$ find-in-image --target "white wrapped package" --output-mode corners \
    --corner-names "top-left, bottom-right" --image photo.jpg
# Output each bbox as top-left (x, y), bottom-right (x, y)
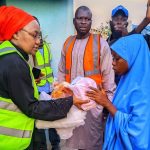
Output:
top-left (36, 92), bottom-right (86, 139)
top-left (51, 77), bottom-right (98, 110)
top-left (36, 77), bottom-right (98, 139)
top-left (70, 77), bottom-right (97, 111)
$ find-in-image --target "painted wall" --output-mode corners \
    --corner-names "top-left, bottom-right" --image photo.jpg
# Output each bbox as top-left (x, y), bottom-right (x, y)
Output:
top-left (6, 0), bottom-right (74, 77)
top-left (74, 0), bottom-right (148, 30)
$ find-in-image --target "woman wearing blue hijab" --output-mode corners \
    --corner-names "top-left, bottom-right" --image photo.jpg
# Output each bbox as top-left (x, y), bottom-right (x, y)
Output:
top-left (86, 34), bottom-right (150, 150)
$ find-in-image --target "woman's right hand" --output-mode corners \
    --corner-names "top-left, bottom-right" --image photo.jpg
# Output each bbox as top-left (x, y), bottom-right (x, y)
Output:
top-left (73, 95), bottom-right (89, 110)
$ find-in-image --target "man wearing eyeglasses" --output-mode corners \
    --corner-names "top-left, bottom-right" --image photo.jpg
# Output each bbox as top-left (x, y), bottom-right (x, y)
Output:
top-left (0, 6), bottom-right (88, 150)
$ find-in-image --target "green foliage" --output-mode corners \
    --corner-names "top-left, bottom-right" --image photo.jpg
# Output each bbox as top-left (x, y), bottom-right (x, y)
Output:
top-left (91, 22), bottom-right (111, 39)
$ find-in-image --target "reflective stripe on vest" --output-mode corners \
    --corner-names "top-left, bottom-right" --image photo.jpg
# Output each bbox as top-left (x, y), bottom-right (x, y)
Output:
top-left (84, 34), bottom-right (101, 76)
top-left (0, 42), bottom-right (39, 99)
top-left (36, 63), bottom-right (50, 69)
top-left (35, 41), bottom-right (54, 86)
top-left (93, 33), bottom-right (99, 69)
top-left (0, 41), bottom-right (38, 149)
top-left (0, 47), bottom-right (16, 53)
top-left (0, 96), bottom-right (33, 140)
top-left (0, 101), bottom-right (21, 113)
top-left (64, 36), bottom-right (76, 78)
top-left (0, 126), bottom-right (31, 138)
top-left (64, 36), bottom-right (76, 53)
top-left (85, 69), bottom-right (100, 76)
top-left (64, 34), bottom-right (102, 84)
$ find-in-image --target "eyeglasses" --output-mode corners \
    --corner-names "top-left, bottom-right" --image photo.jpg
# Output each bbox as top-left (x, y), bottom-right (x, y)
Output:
top-left (21, 29), bottom-right (41, 40)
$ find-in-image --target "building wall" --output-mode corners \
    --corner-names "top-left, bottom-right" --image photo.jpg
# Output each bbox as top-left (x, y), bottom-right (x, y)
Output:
top-left (6, 0), bottom-right (74, 77)
top-left (74, 0), bottom-right (147, 30)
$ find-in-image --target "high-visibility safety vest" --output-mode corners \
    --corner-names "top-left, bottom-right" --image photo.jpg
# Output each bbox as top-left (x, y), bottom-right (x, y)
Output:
top-left (63, 34), bottom-right (102, 84)
top-left (35, 41), bottom-right (54, 86)
top-left (0, 41), bottom-right (39, 150)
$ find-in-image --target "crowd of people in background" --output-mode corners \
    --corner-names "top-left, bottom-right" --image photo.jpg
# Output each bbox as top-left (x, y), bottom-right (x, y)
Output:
top-left (0, 0), bottom-right (150, 150)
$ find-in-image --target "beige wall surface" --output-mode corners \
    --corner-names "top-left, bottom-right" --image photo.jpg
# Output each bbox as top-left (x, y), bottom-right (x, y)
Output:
top-left (74, 0), bottom-right (148, 30)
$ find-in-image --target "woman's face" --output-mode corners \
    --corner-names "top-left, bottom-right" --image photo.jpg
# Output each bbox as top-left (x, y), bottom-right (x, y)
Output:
top-left (111, 50), bottom-right (128, 75)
